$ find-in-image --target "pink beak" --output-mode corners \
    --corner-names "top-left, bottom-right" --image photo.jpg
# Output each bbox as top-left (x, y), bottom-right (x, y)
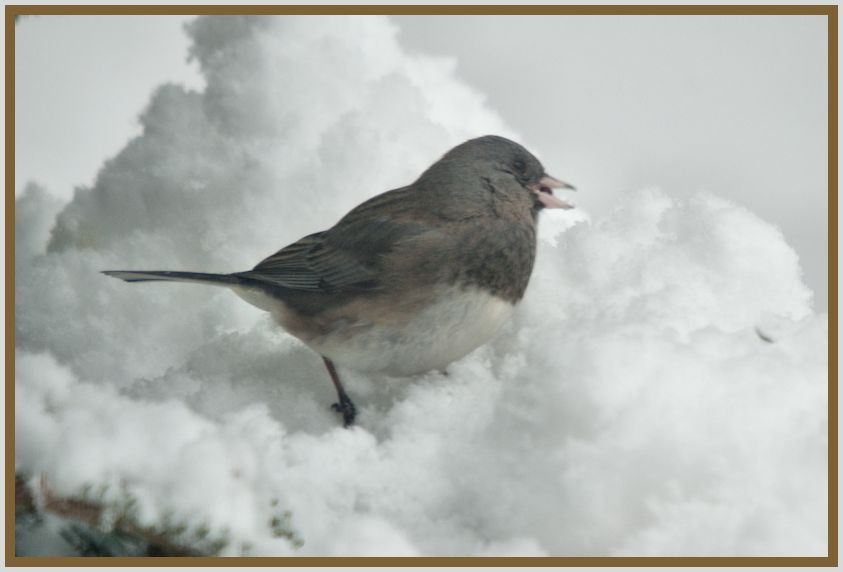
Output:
top-left (532, 174), bottom-right (576, 209)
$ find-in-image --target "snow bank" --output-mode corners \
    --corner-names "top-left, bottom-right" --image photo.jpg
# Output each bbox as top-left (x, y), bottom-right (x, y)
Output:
top-left (14, 16), bottom-right (826, 556)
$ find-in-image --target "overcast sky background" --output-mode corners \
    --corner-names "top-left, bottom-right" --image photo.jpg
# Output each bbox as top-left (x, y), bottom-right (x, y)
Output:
top-left (15, 14), bottom-right (828, 310)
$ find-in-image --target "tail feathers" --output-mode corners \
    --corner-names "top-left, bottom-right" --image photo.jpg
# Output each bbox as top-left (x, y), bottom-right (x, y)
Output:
top-left (102, 270), bottom-right (243, 287)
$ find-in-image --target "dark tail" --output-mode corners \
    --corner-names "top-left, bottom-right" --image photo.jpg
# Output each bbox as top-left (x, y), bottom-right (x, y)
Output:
top-left (102, 270), bottom-right (244, 287)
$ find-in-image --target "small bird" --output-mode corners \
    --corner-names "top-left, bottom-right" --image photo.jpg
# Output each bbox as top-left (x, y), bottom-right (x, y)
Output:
top-left (104, 135), bottom-right (574, 426)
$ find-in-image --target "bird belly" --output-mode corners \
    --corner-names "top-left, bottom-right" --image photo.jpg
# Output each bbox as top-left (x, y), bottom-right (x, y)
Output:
top-left (313, 287), bottom-right (515, 376)
top-left (237, 285), bottom-right (515, 376)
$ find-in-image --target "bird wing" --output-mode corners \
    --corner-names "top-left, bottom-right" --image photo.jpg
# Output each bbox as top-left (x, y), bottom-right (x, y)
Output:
top-left (239, 231), bottom-right (364, 291)
top-left (238, 197), bottom-right (431, 292)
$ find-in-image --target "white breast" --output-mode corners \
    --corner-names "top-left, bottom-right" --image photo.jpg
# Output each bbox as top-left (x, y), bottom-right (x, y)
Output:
top-left (235, 285), bottom-right (515, 376)
top-left (320, 287), bottom-right (515, 376)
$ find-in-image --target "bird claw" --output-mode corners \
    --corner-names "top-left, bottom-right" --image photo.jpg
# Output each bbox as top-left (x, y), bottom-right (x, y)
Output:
top-left (331, 394), bottom-right (357, 427)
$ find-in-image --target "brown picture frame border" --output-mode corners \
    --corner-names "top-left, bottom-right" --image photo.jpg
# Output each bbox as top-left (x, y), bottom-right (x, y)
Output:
top-left (6, 4), bottom-right (837, 567)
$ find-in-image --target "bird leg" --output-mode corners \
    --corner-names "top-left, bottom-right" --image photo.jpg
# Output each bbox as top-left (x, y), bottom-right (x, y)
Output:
top-left (323, 357), bottom-right (357, 427)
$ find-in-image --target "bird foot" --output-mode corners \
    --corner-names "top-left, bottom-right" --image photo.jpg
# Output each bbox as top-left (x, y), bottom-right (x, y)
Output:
top-left (331, 393), bottom-right (357, 427)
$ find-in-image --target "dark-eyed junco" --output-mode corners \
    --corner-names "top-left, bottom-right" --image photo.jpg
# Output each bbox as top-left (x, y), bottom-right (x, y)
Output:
top-left (104, 135), bottom-right (574, 426)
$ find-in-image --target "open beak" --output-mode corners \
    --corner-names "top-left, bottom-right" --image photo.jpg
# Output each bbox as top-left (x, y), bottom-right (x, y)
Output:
top-left (532, 174), bottom-right (576, 209)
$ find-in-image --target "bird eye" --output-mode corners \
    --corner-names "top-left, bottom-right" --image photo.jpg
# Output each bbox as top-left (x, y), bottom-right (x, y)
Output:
top-left (513, 159), bottom-right (527, 173)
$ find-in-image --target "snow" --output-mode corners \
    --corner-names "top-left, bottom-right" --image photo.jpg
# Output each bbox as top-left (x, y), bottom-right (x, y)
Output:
top-left (14, 15), bottom-right (826, 556)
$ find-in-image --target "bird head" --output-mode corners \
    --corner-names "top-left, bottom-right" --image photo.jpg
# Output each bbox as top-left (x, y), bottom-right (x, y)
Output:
top-left (435, 135), bottom-right (575, 210)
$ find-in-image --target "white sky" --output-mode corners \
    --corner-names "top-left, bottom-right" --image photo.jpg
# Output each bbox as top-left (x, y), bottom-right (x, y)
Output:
top-left (14, 14), bottom-right (829, 310)
top-left (14, 16), bottom-right (203, 194)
